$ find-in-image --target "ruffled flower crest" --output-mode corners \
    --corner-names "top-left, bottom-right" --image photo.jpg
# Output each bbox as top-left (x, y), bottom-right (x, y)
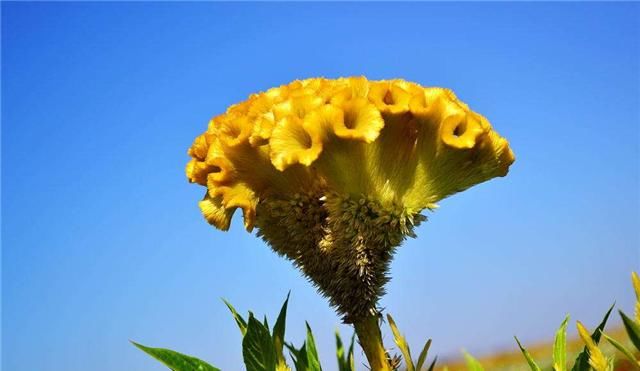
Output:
top-left (186, 77), bottom-right (514, 320)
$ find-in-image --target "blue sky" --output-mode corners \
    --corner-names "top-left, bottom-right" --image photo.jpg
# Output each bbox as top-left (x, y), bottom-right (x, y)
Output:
top-left (2, 2), bottom-right (638, 370)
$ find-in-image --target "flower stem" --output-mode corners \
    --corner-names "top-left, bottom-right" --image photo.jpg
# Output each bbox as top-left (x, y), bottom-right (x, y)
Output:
top-left (354, 314), bottom-right (391, 371)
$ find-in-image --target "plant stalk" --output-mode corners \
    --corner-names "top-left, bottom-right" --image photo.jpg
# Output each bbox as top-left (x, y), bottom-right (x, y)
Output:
top-left (354, 314), bottom-right (391, 371)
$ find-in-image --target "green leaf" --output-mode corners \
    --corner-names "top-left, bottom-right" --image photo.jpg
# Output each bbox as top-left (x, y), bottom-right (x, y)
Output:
top-left (243, 314), bottom-right (277, 371)
top-left (286, 342), bottom-right (309, 371)
top-left (514, 336), bottom-right (542, 371)
top-left (346, 333), bottom-right (355, 371)
top-left (603, 333), bottom-right (640, 370)
top-left (462, 351), bottom-right (484, 371)
top-left (222, 298), bottom-right (248, 336)
top-left (335, 330), bottom-right (347, 371)
top-left (273, 293), bottom-right (290, 367)
top-left (387, 314), bottom-right (414, 371)
top-left (620, 310), bottom-right (640, 352)
top-left (553, 315), bottom-right (570, 371)
top-left (427, 356), bottom-right (438, 371)
top-left (131, 341), bottom-right (220, 371)
top-left (305, 322), bottom-right (322, 371)
top-left (571, 303), bottom-right (614, 371)
top-left (264, 315), bottom-right (270, 332)
top-left (415, 339), bottom-right (432, 371)
top-left (335, 330), bottom-right (355, 371)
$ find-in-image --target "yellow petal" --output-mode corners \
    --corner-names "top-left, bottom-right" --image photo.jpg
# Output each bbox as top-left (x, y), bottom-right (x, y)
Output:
top-left (215, 115), bottom-right (252, 147)
top-left (330, 76), bottom-right (370, 106)
top-left (441, 111), bottom-right (487, 149)
top-left (210, 184), bottom-right (257, 231)
top-left (368, 81), bottom-right (412, 114)
top-left (333, 98), bottom-right (384, 143)
top-left (249, 113), bottom-right (276, 146)
top-left (186, 159), bottom-right (215, 185)
top-left (409, 87), bottom-right (454, 121)
top-left (204, 157), bottom-right (235, 187)
top-left (199, 194), bottom-right (235, 231)
top-left (272, 95), bottom-right (324, 121)
top-left (188, 133), bottom-right (210, 160)
top-left (270, 115), bottom-right (324, 171)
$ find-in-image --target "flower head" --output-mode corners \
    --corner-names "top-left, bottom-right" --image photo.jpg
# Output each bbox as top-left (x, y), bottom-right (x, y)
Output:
top-left (187, 77), bottom-right (514, 321)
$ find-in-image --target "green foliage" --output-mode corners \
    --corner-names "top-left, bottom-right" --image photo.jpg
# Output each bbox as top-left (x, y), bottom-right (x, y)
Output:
top-left (514, 336), bottom-right (542, 371)
top-left (131, 341), bottom-right (220, 371)
top-left (286, 341), bottom-right (308, 371)
top-left (553, 315), bottom-right (570, 371)
top-left (595, 273), bottom-right (640, 370)
top-left (335, 330), bottom-right (355, 371)
top-left (386, 314), bottom-right (435, 371)
top-left (387, 314), bottom-right (414, 371)
top-left (273, 293), bottom-right (290, 368)
top-left (415, 339), bottom-right (432, 371)
top-left (284, 324), bottom-right (323, 371)
top-left (132, 271), bottom-right (640, 371)
top-left (571, 303), bottom-right (614, 371)
top-left (223, 298), bottom-right (248, 336)
top-left (243, 313), bottom-right (277, 371)
top-left (620, 310), bottom-right (640, 352)
top-left (603, 333), bottom-right (639, 369)
top-left (304, 323), bottom-right (322, 371)
top-left (512, 305), bottom-right (618, 371)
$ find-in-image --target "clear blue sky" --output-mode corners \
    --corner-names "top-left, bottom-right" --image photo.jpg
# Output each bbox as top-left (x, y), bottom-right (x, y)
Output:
top-left (2, 2), bottom-right (639, 370)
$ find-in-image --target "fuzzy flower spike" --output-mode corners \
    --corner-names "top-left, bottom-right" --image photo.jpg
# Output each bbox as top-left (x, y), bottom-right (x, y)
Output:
top-left (186, 77), bottom-right (514, 323)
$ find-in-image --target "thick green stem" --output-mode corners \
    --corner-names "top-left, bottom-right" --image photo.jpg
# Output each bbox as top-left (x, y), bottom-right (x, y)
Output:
top-left (354, 314), bottom-right (391, 371)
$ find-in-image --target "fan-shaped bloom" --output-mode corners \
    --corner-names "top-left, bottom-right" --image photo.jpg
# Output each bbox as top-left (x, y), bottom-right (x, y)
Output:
top-left (186, 77), bottom-right (514, 321)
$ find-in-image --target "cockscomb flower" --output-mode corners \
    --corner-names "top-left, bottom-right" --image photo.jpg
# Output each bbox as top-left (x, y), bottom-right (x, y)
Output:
top-left (186, 77), bottom-right (514, 322)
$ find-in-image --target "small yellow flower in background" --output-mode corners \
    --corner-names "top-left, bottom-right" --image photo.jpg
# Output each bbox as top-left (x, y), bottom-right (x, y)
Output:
top-left (186, 77), bottom-right (514, 322)
top-left (632, 271), bottom-right (640, 322)
top-left (576, 321), bottom-right (610, 371)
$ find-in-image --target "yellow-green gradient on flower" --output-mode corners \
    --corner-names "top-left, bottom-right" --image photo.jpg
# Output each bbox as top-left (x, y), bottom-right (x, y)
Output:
top-left (186, 77), bottom-right (514, 321)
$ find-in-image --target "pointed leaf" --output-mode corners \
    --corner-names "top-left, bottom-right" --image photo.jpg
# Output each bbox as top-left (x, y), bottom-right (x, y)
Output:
top-left (131, 341), bottom-right (220, 371)
top-left (285, 342), bottom-right (300, 358)
top-left (427, 356), bottom-right (438, 371)
top-left (553, 315), bottom-right (570, 371)
top-left (336, 330), bottom-right (347, 371)
top-left (514, 336), bottom-right (542, 371)
top-left (223, 298), bottom-right (248, 336)
top-left (387, 314), bottom-right (414, 371)
top-left (305, 322), bottom-right (322, 371)
top-left (415, 339), bottom-right (432, 371)
top-left (571, 303), bottom-right (614, 371)
top-left (286, 342), bottom-right (309, 371)
top-left (297, 343), bottom-right (310, 371)
top-left (264, 315), bottom-right (270, 332)
top-left (603, 333), bottom-right (640, 370)
top-left (620, 310), bottom-right (640, 352)
top-left (273, 293), bottom-right (290, 367)
top-left (463, 351), bottom-right (484, 371)
top-left (346, 332), bottom-right (356, 371)
top-left (243, 314), bottom-right (277, 371)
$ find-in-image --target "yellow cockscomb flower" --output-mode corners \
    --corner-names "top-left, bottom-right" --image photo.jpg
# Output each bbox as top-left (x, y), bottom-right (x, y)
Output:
top-left (186, 77), bottom-right (514, 321)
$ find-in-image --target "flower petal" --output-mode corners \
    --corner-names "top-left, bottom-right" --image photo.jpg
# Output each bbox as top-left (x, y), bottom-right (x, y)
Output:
top-left (199, 194), bottom-right (235, 231)
top-left (333, 98), bottom-right (384, 143)
top-left (270, 116), bottom-right (324, 171)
